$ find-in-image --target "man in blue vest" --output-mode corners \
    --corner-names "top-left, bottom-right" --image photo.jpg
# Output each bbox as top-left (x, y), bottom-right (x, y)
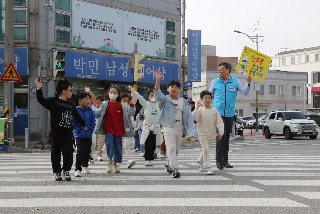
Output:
top-left (209, 62), bottom-right (252, 170)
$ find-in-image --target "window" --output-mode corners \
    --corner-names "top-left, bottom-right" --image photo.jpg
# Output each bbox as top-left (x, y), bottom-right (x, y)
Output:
top-left (282, 58), bottom-right (286, 65)
top-left (316, 53), bottom-right (319, 62)
top-left (14, 0), bottom-right (27, 6)
top-left (166, 21), bottom-right (175, 32)
top-left (166, 34), bottom-right (175, 45)
top-left (55, 13), bottom-right (70, 28)
top-left (305, 55), bottom-right (309, 62)
top-left (14, 27), bottom-right (27, 40)
top-left (269, 113), bottom-right (276, 120)
top-left (291, 56), bottom-right (295, 65)
top-left (276, 113), bottom-right (284, 120)
top-left (269, 85), bottom-right (275, 94)
top-left (279, 85), bottom-right (284, 96)
top-left (55, 0), bottom-right (71, 11)
top-left (258, 85), bottom-right (264, 95)
top-left (55, 30), bottom-right (70, 44)
top-left (166, 47), bottom-right (175, 58)
top-left (14, 10), bottom-right (27, 24)
top-left (292, 86), bottom-right (301, 96)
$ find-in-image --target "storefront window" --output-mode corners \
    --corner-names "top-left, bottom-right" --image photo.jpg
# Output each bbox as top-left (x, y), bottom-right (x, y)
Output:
top-left (55, 13), bottom-right (70, 28)
top-left (14, 10), bottom-right (27, 24)
top-left (55, 30), bottom-right (70, 44)
top-left (14, 27), bottom-right (27, 40)
top-left (55, 0), bottom-right (70, 11)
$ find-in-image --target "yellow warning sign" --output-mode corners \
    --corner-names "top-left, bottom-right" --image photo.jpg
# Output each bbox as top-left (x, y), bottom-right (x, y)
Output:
top-left (0, 62), bottom-right (22, 82)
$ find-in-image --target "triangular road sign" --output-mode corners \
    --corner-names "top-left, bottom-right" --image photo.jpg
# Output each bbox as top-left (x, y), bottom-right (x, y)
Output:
top-left (0, 62), bottom-right (22, 82)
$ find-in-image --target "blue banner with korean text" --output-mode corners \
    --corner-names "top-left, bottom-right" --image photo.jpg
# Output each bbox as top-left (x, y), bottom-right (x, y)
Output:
top-left (65, 51), bottom-right (178, 84)
top-left (187, 29), bottom-right (201, 82)
top-left (0, 48), bottom-right (28, 76)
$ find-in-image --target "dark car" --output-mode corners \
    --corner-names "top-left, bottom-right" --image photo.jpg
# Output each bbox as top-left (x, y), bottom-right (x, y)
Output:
top-left (306, 114), bottom-right (320, 126)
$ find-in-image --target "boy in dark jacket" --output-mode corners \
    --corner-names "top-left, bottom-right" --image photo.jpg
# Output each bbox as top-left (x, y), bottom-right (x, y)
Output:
top-left (72, 92), bottom-right (96, 177)
top-left (35, 78), bottom-right (86, 181)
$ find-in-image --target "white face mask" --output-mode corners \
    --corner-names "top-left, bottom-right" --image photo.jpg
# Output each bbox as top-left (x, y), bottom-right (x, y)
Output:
top-left (109, 93), bottom-right (118, 101)
top-left (122, 102), bottom-right (128, 106)
top-left (150, 97), bottom-right (156, 103)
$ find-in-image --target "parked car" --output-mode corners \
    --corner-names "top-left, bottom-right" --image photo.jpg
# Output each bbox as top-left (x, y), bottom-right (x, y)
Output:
top-left (264, 111), bottom-right (318, 140)
top-left (306, 114), bottom-right (320, 126)
top-left (239, 117), bottom-right (255, 127)
top-left (245, 115), bottom-right (268, 129)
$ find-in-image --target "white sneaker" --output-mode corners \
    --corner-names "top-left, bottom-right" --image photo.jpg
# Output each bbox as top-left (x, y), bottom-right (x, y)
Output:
top-left (75, 170), bottom-right (81, 177)
top-left (113, 164), bottom-right (120, 173)
top-left (106, 163), bottom-right (113, 173)
top-left (197, 161), bottom-right (205, 172)
top-left (82, 167), bottom-right (90, 174)
top-left (205, 168), bottom-right (215, 175)
top-left (145, 161), bottom-right (153, 166)
top-left (97, 156), bottom-right (102, 161)
top-left (127, 160), bottom-right (136, 168)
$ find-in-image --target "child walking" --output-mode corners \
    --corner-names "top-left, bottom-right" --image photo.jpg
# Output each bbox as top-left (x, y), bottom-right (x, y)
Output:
top-left (94, 86), bottom-right (136, 173)
top-left (129, 86), bottom-right (162, 167)
top-left (72, 92), bottom-right (96, 177)
top-left (153, 70), bottom-right (196, 178)
top-left (193, 90), bottom-right (224, 175)
top-left (35, 78), bottom-right (86, 181)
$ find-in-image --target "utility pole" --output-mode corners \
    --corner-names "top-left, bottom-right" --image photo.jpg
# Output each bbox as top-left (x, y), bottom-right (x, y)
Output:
top-left (4, 0), bottom-right (14, 144)
top-left (181, 0), bottom-right (186, 82)
top-left (234, 30), bottom-right (264, 132)
top-left (39, 0), bottom-right (51, 145)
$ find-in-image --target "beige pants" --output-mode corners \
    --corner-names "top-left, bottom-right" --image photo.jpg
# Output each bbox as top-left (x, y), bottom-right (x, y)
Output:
top-left (162, 132), bottom-right (183, 169)
top-left (198, 136), bottom-right (215, 169)
top-left (92, 133), bottom-right (105, 157)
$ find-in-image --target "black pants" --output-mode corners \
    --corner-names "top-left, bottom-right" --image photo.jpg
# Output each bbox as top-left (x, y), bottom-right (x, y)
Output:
top-left (50, 129), bottom-right (74, 173)
top-left (75, 138), bottom-right (92, 171)
top-left (216, 116), bottom-right (233, 165)
top-left (144, 131), bottom-right (156, 161)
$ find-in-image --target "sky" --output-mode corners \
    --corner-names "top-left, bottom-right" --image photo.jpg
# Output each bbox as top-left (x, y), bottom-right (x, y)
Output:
top-left (185, 0), bottom-right (320, 58)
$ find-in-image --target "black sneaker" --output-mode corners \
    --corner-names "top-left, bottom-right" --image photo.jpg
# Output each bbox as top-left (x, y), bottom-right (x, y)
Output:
top-left (63, 171), bottom-right (71, 181)
top-left (217, 162), bottom-right (224, 170)
top-left (165, 163), bottom-right (173, 174)
top-left (55, 172), bottom-right (62, 181)
top-left (172, 168), bottom-right (180, 178)
top-left (224, 162), bottom-right (233, 168)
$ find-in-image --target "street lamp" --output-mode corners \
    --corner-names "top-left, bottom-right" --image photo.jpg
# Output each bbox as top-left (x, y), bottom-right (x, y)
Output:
top-left (234, 30), bottom-right (264, 132)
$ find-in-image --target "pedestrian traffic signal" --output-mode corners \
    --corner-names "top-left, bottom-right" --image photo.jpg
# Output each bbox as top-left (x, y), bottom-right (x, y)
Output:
top-left (133, 54), bottom-right (145, 81)
top-left (53, 51), bottom-right (65, 79)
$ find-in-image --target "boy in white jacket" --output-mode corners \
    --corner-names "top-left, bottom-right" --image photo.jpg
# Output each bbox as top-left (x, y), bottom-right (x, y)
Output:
top-left (193, 90), bottom-right (224, 175)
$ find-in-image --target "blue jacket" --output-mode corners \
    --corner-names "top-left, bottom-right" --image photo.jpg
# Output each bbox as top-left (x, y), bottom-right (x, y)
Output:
top-left (153, 89), bottom-right (196, 138)
top-left (211, 76), bottom-right (238, 117)
top-left (72, 106), bottom-right (95, 139)
top-left (94, 101), bottom-right (136, 137)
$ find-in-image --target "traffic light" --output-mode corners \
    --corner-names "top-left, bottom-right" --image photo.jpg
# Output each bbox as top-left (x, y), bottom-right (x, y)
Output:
top-left (133, 54), bottom-right (145, 81)
top-left (53, 51), bottom-right (65, 79)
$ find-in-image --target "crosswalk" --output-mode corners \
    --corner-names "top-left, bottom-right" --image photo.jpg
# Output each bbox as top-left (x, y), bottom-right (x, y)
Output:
top-left (0, 145), bottom-right (320, 212)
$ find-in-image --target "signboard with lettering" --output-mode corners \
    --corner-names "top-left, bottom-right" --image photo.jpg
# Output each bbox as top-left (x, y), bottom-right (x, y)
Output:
top-left (187, 29), bottom-right (201, 82)
top-left (72, 0), bottom-right (165, 58)
top-left (0, 48), bottom-right (28, 76)
top-left (64, 51), bottom-right (178, 84)
top-left (235, 46), bottom-right (271, 82)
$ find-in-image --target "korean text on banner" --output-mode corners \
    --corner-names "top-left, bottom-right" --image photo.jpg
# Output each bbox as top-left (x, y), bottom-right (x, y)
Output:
top-left (235, 46), bottom-right (271, 82)
top-left (187, 29), bottom-right (201, 82)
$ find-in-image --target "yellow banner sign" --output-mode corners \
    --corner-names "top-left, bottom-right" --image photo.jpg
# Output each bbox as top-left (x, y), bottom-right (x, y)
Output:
top-left (235, 46), bottom-right (271, 82)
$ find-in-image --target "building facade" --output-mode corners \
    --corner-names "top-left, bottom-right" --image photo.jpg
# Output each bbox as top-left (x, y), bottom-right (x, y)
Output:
top-left (0, 0), bottom-right (182, 138)
top-left (271, 46), bottom-right (320, 110)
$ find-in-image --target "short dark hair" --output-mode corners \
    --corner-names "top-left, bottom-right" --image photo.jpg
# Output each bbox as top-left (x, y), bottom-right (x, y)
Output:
top-left (218, 62), bottom-right (232, 73)
top-left (147, 90), bottom-right (154, 97)
top-left (190, 101), bottom-right (195, 105)
top-left (56, 78), bottom-right (72, 95)
top-left (167, 80), bottom-right (181, 88)
top-left (76, 91), bottom-right (89, 100)
top-left (107, 85), bottom-right (121, 102)
top-left (200, 90), bottom-right (212, 99)
top-left (121, 92), bottom-right (131, 101)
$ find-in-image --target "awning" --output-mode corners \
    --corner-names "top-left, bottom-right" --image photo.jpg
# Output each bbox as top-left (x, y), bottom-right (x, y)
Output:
top-left (311, 86), bottom-right (320, 93)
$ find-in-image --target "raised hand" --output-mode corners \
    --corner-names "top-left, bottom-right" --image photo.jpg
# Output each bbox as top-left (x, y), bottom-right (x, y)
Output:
top-left (154, 69), bottom-right (163, 80)
top-left (34, 78), bottom-right (42, 90)
top-left (196, 99), bottom-right (202, 108)
top-left (85, 86), bottom-right (90, 93)
top-left (246, 76), bottom-right (252, 84)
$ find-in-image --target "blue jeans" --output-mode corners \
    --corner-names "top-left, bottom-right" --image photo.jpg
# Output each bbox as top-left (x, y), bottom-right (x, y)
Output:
top-left (105, 133), bottom-right (122, 163)
top-left (134, 132), bottom-right (140, 151)
top-left (138, 129), bottom-right (144, 153)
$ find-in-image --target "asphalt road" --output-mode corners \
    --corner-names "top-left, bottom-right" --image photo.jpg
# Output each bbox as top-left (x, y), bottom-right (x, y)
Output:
top-left (0, 136), bottom-right (320, 214)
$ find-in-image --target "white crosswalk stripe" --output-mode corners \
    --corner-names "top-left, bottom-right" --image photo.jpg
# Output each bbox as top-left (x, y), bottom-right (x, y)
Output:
top-left (1, 146), bottom-right (319, 211)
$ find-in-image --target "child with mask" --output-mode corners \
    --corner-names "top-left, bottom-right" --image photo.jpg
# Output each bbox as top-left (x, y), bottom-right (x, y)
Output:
top-left (94, 86), bottom-right (136, 173)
